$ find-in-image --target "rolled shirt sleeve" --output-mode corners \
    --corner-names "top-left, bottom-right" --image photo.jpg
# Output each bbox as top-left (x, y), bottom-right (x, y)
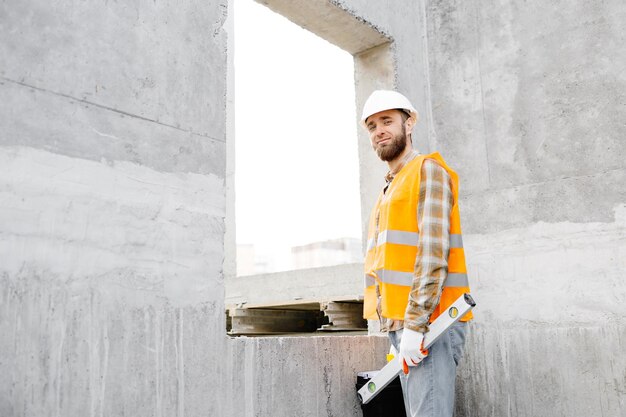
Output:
top-left (403, 159), bottom-right (454, 333)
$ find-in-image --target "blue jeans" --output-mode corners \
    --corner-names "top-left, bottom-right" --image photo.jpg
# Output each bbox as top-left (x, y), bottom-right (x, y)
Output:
top-left (388, 322), bottom-right (468, 417)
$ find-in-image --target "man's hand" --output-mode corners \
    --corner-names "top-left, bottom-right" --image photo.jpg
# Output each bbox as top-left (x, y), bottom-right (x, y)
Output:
top-left (399, 328), bottom-right (428, 367)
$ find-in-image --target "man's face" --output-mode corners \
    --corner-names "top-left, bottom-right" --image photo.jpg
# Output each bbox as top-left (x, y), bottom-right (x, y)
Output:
top-left (365, 110), bottom-right (411, 162)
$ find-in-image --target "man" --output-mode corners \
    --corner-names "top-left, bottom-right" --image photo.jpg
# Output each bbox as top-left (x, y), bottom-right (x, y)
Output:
top-left (361, 90), bottom-right (473, 417)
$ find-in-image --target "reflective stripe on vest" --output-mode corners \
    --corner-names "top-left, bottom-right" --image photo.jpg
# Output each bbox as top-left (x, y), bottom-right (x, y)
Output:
top-left (368, 231), bottom-right (464, 251)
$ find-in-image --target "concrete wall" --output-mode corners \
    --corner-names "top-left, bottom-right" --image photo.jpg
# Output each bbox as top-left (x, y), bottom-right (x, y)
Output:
top-left (420, 0), bottom-right (626, 415)
top-left (0, 0), bottom-right (231, 415)
top-left (2, 0), bottom-right (625, 417)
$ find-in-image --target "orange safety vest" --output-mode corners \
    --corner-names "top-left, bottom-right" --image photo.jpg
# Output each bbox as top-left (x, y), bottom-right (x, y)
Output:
top-left (363, 152), bottom-right (473, 323)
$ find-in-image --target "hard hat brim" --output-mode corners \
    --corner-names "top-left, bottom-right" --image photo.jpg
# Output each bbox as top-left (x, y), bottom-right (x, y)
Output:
top-left (361, 108), bottom-right (419, 128)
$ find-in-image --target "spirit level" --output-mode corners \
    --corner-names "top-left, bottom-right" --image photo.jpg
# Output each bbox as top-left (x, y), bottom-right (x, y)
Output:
top-left (357, 293), bottom-right (476, 404)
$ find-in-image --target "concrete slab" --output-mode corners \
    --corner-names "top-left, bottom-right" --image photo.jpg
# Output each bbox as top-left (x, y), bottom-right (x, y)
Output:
top-left (0, 0), bottom-right (228, 139)
top-left (0, 146), bottom-right (225, 307)
top-left (0, 80), bottom-right (226, 176)
top-left (255, 0), bottom-right (390, 54)
top-left (226, 263), bottom-right (363, 306)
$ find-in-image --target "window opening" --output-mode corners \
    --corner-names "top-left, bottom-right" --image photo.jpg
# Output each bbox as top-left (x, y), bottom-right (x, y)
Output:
top-left (234, 0), bottom-right (362, 277)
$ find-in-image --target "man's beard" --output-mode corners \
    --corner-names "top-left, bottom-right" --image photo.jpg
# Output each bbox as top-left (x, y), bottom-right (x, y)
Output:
top-left (375, 125), bottom-right (407, 162)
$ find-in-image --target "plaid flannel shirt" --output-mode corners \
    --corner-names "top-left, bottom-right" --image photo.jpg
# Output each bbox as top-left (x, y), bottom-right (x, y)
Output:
top-left (379, 151), bottom-right (453, 333)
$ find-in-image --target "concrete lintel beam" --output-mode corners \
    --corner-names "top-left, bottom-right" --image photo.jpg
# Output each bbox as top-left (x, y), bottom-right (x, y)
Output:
top-left (254, 0), bottom-right (391, 54)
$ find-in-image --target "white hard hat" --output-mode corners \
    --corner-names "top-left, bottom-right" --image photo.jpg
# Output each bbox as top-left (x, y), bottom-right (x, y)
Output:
top-left (361, 90), bottom-right (419, 127)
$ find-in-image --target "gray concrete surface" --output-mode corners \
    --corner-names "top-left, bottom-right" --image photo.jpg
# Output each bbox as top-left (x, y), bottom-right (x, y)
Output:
top-left (1, 0), bottom-right (625, 416)
top-left (420, 1), bottom-right (626, 415)
top-left (227, 334), bottom-right (388, 417)
top-left (1, 0), bottom-right (230, 415)
top-left (226, 263), bottom-right (364, 306)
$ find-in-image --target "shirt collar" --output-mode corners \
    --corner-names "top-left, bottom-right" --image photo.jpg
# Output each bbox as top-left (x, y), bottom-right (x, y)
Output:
top-left (384, 149), bottom-right (420, 183)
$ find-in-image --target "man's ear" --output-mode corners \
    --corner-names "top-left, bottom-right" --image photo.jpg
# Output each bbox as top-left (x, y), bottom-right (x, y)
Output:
top-left (405, 116), bottom-right (416, 136)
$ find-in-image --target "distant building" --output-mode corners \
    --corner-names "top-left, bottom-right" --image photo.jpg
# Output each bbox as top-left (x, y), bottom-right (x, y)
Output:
top-left (291, 237), bottom-right (363, 270)
top-left (238, 238), bottom-right (363, 276)
top-left (237, 244), bottom-right (273, 276)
